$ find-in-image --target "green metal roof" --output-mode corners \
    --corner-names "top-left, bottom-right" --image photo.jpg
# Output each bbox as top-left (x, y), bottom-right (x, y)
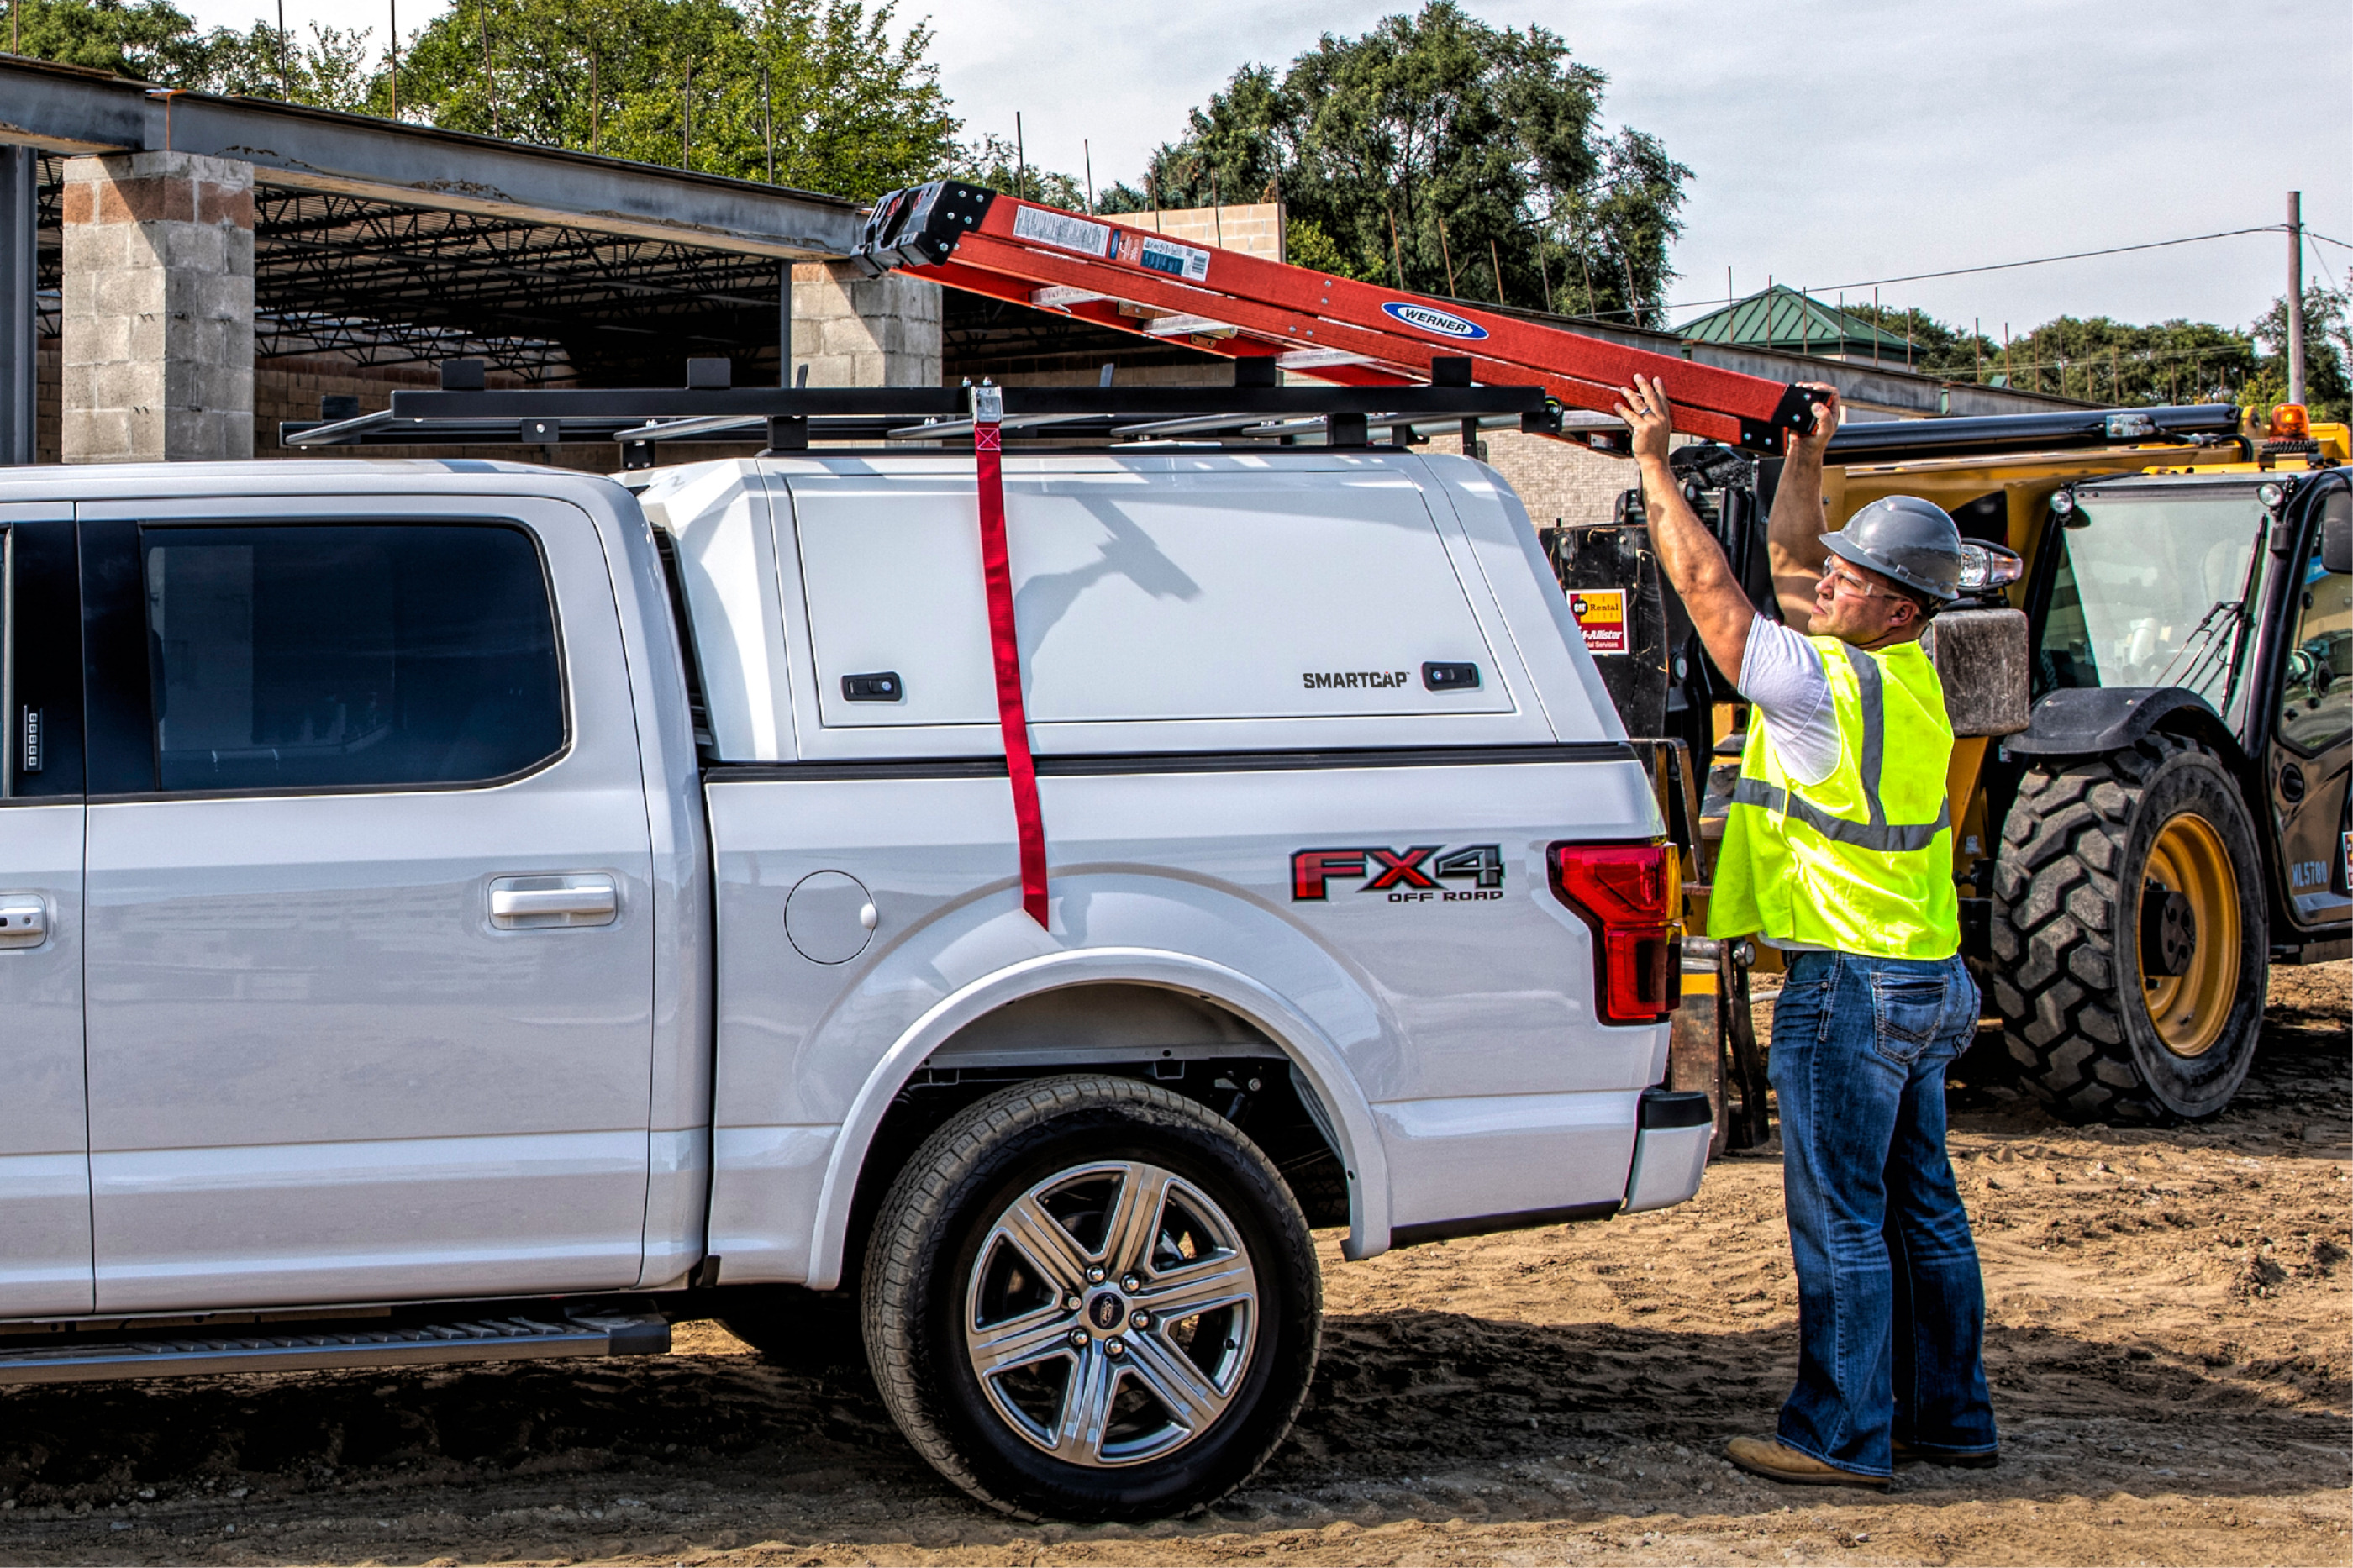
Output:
top-left (1678, 285), bottom-right (1913, 359)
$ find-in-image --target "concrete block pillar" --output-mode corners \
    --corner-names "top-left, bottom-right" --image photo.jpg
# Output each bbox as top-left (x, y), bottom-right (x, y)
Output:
top-left (61, 151), bottom-right (255, 463)
top-left (791, 261), bottom-right (940, 387)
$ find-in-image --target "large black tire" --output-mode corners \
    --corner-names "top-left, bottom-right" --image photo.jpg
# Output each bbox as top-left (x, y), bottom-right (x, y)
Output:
top-left (862, 1075), bottom-right (1319, 1521)
top-left (1990, 733), bottom-right (2269, 1122)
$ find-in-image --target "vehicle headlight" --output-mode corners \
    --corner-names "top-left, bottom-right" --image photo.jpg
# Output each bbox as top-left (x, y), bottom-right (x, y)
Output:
top-left (1957, 540), bottom-right (2025, 592)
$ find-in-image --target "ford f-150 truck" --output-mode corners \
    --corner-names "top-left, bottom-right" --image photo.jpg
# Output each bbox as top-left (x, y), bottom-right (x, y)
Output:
top-left (0, 447), bottom-right (1707, 1518)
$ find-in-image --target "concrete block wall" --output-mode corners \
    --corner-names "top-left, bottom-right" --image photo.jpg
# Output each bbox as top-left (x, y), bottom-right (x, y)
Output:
top-left (792, 260), bottom-right (940, 387)
top-left (1132, 203), bottom-right (1284, 263)
top-left (59, 152), bottom-right (255, 462)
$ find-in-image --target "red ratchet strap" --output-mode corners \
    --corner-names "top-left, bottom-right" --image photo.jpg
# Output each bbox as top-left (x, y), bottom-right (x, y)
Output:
top-left (971, 385), bottom-right (1051, 929)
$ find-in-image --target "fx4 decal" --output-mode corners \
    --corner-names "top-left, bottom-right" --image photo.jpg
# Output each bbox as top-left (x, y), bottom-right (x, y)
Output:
top-left (1292, 845), bottom-right (1507, 903)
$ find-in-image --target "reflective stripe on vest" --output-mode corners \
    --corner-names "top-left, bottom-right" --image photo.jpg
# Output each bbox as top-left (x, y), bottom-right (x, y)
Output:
top-left (1728, 645), bottom-right (1950, 852)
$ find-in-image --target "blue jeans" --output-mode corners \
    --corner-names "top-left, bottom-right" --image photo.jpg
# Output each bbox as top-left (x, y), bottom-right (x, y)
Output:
top-left (1767, 950), bottom-right (1997, 1476)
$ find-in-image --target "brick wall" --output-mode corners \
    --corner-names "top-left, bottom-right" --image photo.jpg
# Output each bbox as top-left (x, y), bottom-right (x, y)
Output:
top-left (1479, 428), bottom-right (1635, 527)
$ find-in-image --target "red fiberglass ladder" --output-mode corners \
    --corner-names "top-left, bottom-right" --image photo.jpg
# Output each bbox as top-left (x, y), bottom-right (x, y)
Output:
top-left (851, 182), bottom-right (1817, 934)
top-left (852, 181), bottom-right (1818, 451)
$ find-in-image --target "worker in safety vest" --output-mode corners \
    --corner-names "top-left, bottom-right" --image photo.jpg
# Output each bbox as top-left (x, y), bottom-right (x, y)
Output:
top-left (1614, 375), bottom-right (1997, 1489)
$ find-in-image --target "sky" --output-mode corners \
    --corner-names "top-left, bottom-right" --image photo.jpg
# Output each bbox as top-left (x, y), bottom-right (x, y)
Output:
top-left (178, 0), bottom-right (2351, 338)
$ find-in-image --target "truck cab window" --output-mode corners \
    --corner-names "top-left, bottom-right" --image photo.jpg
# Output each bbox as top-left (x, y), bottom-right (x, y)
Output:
top-left (140, 524), bottom-right (565, 792)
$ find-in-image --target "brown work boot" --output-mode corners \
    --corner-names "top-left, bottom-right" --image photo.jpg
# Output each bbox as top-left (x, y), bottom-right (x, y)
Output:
top-left (1892, 1439), bottom-right (2000, 1469)
top-left (1724, 1434), bottom-right (1890, 1490)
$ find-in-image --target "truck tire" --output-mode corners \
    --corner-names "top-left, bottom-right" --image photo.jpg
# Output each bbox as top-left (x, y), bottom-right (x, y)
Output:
top-left (862, 1074), bottom-right (1320, 1521)
top-left (1989, 733), bottom-right (2268, 1122)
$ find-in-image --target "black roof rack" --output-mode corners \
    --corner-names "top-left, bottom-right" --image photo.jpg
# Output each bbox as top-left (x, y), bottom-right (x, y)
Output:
top-left (279, 359), bottom-right (1559, 466)
top-left (1821, 403), bottom-right (2245, 466)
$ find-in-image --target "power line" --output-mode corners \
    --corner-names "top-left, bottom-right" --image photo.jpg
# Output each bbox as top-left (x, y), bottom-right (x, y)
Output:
top-left (1682, 226), bottom-right (2286, 313)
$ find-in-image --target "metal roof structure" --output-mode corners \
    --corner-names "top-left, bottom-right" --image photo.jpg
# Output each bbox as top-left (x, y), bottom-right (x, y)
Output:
top-left (1, 53), bottom-right (863, 388)
top-left (1678, 284), bottom-right (1916, 363)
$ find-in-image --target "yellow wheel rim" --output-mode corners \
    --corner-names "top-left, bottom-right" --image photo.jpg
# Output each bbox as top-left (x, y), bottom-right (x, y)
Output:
top-left (2140, 812), bottom-right (2240, 1058)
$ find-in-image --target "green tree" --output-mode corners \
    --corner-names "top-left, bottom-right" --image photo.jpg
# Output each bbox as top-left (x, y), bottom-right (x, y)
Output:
top-left (1096, 3), bottom-right (1685, 323)
top-left (1838, 303), bottom-right (1997, 377)
top-left (383, 0), bottom-right (957, 199)
top-left (2245, 284), bottom-right (2351, 423)
top-left (4, 0), bottom-right (204, 78)
top-left (1998, 316), bottom-right (2258, 406)
top-left (1836, 301), bottom-right (2271, 407)
top-left (948, 131), bottom-right (1085, 211)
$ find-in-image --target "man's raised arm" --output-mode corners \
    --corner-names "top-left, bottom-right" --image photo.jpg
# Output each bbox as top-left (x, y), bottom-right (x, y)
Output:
top-left (1613, 374), bottom-right (1758, 687)
top-left (1766, 382), bottom-right (1841, 631)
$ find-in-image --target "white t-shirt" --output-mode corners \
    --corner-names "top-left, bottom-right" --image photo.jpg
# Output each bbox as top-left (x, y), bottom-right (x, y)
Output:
top-left (1735, 618), bottom-right (1840, 787)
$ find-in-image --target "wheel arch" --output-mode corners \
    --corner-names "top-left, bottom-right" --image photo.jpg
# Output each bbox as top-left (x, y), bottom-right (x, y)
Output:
top-left (2006, 687), bottom-right (2246, 768)
top-left (803, 948), bottom-right (1392, 1291)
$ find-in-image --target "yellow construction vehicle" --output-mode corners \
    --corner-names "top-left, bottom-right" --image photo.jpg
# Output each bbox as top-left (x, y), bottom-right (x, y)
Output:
top-left (1554, 402), bottom-right (2350, 1128)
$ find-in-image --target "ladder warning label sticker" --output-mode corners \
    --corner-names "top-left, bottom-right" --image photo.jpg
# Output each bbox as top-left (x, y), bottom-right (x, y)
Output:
top-left (1568, 589), bottom-right (1628, 655)
top-left (1132, 234), bottom-right (1212, 282)
top-left (1013, 205), bottom-right (1113, 257)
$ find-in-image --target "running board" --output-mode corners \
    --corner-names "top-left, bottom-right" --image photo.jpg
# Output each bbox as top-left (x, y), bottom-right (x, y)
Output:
top-left (0, 1310), bottom-right (670, 1386)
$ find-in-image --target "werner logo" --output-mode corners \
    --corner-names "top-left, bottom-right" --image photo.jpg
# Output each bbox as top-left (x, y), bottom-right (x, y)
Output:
top-left (1292, 845), bottom-right (1506, 903)
top-left (1380, 301), bottom-right (1489, 340)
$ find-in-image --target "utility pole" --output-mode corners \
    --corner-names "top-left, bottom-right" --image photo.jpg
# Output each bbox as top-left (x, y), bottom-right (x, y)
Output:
top-left (589, 48), bottom-right (600, 154)
top-left (1013, 113), bottom-right (1024, 203)
top-left (276, 0), bottom-right (289, 97)
top-left (388, 0), bottom-right (398, 119)
top-left (762, 65), bottom-right (773, 182)
top-left (1973, 316), bottom-right (1981, 382)
top-left (1083, 139), bottom-right (1093, 214)
top-left (681, 57), bottom-right (692, 169)
top-left (2287, 190), bottom-right (2306, 405)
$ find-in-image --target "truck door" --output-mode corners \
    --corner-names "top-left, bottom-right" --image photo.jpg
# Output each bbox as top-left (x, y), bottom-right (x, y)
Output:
top-left (2270, 492), bottom-right (2353, 929)
top-left (0, 508), bottom-right (92, 1318)
top-left (76, 501), bottom-right (656, 1313)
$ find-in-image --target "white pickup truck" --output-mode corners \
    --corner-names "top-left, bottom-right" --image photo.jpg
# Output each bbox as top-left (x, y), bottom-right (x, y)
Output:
top-left (0, 446), bottom-right (1708, 1518)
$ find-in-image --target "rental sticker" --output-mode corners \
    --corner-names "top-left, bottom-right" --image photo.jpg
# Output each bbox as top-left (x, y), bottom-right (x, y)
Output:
top-left (1569, 588), bottom-right (1628, 655)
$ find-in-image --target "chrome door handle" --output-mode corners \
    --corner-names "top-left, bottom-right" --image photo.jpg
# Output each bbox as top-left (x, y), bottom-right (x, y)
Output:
top-left (0, 894), bottom-right (49, 950)
top-left (488, 875), bottom-right (619, 929)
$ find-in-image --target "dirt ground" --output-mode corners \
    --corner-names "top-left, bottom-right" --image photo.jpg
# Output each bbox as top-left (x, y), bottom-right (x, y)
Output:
top-left (1, 966), bottom-right (2345, 1568)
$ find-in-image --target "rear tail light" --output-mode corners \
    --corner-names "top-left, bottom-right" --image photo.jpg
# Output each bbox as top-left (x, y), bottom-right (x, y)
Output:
top-left (1550, 839), bottom-right (1681, 1024)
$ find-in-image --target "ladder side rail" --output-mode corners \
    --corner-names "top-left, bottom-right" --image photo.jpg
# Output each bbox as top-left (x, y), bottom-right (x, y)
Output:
top-left (928, 228), bottom-right (1756, 446)
top-left (940, 190), bottom-right (1810, 448)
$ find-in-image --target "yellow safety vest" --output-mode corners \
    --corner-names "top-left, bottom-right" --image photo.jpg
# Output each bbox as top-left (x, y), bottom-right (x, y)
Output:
top-left (1708, 636), bottom-right (1958, 960)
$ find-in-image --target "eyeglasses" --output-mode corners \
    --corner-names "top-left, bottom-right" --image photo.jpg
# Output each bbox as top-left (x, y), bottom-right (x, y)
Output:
top-left (1819, 564), bottom-right (1901, 602)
